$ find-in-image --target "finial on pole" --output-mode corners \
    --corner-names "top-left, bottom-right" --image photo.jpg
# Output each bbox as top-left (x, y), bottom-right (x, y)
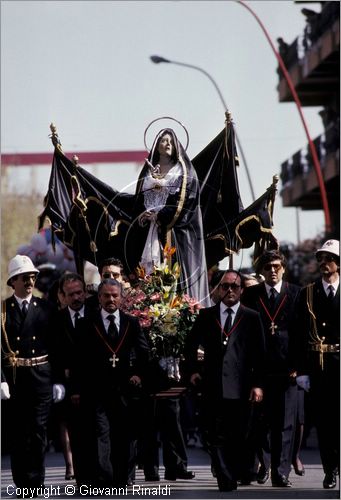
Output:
top-left (225, 111), bottom-right (232, 124)
top-left (72, 155), bottom-right (79, 167)
top-left (49, 122), bottom-right (62, 150)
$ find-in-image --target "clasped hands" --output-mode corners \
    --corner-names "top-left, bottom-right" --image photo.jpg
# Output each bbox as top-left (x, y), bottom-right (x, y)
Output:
top-left (129, 375), bottom-right (142, 387)
top-left (138, 210), bottom-right (157, 227)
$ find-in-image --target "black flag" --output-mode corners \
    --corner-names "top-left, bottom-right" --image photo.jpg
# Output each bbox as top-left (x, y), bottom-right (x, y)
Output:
top-left (192, 118), bottom-right (278, 268)
top-left (38, 135), bottom-right (133, 273)
top-left (192, 119), bottom-right (244, 268)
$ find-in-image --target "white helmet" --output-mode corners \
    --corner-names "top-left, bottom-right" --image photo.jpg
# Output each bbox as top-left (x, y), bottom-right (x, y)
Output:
top-left (316, 239), bottom-right (340, 258)
top-left (7, 254), bottom-right (39, 286)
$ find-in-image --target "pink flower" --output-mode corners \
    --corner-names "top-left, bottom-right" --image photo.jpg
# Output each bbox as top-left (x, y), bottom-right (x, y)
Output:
top-left (150, 292), bottom-right (161, 302)
top-left (140, 318), bottom-right (152, 328)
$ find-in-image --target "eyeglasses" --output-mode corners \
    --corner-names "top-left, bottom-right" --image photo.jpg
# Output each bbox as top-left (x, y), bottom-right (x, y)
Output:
top-left (263, 263), bottom-right (282, 272)
top-left (219, 283), bottom-right (241, 291)
top-left (102, 272), bottom-right (121, 279)
top-left (316, 254), bottom-right (337, 263)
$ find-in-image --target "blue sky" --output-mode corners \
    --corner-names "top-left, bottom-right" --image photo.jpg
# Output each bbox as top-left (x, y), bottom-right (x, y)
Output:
top-left (1, 1), bottom-right (325, 268)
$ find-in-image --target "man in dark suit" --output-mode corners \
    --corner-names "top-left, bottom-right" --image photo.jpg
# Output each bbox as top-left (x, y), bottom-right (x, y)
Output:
top-left (55, 272), bottom-right (94, 484)
top-left (1, 255), bottom-right (65, 495)
top-left (70, 278), bottom-right (150, 487)
top-left (184, 270), bottom-right (265, 492)
top-left (241, 250), bottom-right (301, 487)
top-left (293, 239), bottom-right (339, 490)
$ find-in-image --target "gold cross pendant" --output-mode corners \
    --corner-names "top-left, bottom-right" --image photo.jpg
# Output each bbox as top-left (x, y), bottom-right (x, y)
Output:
top-left (109, 354), bottom-right (119, 367)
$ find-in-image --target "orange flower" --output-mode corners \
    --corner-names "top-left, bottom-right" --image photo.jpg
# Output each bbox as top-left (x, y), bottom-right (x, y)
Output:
top-left (170, 296), bottom-right (181, 309)
top-left (163, 243), bottom-right (176, 259)
top-left (136, 265), bottom-right (146, 279)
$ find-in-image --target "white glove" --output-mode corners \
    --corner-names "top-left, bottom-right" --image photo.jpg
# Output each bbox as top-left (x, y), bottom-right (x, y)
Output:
top-left (53, 384), bottom-right (66, 403)
top-left (1, 382), bottom-right (10, 400)
top-left (296, 375), bottom-right (310, 392)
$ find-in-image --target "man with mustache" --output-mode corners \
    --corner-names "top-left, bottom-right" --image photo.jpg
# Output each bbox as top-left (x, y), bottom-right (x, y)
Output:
top-left (70, 278), bottom-right (150, 488)
top-left (293, 239), bottom-right (340, 490)
top-left (184, 270), bottom-right (265, 491)
top-left (1, 255), bottom-right (65, 496)
top-left (56, 272), bottom-right (92, 485)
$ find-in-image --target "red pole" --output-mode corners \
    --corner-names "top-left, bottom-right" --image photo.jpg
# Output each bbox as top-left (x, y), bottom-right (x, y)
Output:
top-left (237, 0), bottom-right (331, 234)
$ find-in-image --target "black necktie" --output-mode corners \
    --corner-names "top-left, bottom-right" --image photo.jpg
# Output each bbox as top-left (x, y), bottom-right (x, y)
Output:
top-left (327, 285), bottom-right (334, 301)
top-left (74, 312), bottom-right (81, 328)
top-left (107, 314), bottom-right (119, 340)
top-left (224, 308), bottom-right (233, 333)
top-left (22, 300), bottom-right (28, 318)
top-left (269, 288), bottom-right (276, 309)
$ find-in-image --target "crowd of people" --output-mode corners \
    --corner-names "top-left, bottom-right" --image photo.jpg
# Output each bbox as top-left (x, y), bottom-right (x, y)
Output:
top-left (1, 238), bottom-right (339, 495)
top-left (1, 127), bottom-right (339, 496)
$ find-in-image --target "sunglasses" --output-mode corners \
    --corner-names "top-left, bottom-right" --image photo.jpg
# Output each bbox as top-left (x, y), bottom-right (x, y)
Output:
top-left (263, 263), bottom-right (282, 272)
top-left (102, 272), bottom-right (121, 279)
top-left (316, 254), bottom-right (336, 263)
top-left (219, 283), bottom-right (241, 291)
top-left (22, 274), bottom-right (37, 282)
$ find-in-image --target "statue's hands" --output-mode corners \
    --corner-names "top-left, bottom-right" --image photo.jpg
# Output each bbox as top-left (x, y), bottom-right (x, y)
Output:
top-left (145, 158), bottom-right (154, 169)
top-left (138, 211), bottom-right (157, 227)
top-left (145, 159), bottom-right (161, 176)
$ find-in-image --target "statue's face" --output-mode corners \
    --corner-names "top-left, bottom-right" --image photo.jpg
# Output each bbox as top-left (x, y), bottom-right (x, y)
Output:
top-left (158, 133), bottom-right (174, 159)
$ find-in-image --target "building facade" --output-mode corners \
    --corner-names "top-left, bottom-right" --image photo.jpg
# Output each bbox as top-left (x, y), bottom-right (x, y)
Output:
top-left (278, 1), bottom-right (339, 238)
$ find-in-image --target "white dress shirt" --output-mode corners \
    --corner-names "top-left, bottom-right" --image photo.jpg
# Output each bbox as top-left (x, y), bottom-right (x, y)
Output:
top-left (69, 306), bottom-right (85, 327)
top-left (219, 301), bottom-right (240, 329)
top-left (101, 308), bottom-right (120, 334)
top-left (14, 294), bottom-right (32, 310)
top-left (322, 277), bottom-right (339, 297)
top-left (264, 281), bottom-right (282, 298)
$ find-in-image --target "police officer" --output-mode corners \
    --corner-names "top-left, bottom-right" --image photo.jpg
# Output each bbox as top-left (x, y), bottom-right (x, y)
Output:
top-left (294, 240), bottom-right (340, 489)
top-left (1, 255), bottom-right (65, 494)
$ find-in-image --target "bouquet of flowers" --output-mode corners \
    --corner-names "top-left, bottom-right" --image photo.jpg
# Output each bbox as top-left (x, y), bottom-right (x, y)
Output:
top-left (122, 245), bottom-right (201, 381)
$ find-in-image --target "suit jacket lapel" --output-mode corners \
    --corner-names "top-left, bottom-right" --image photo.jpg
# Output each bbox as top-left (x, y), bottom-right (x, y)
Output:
top-left (259, 283), bottom-right (269, 305)
top-left (96, 311), bottom-right (107, 337)
top-left (65, 309), bottom-right (74, 330)
top-left (119, 310), bottom-right (128, 336)
top-left (213, 303), bottom-right (223, 346)
top-left (9, 297), bottom-right (25, 329)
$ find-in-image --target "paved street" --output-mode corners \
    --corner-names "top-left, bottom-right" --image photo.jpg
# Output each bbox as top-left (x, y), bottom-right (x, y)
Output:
top-left (1, 436), bottom-right (339, 500)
